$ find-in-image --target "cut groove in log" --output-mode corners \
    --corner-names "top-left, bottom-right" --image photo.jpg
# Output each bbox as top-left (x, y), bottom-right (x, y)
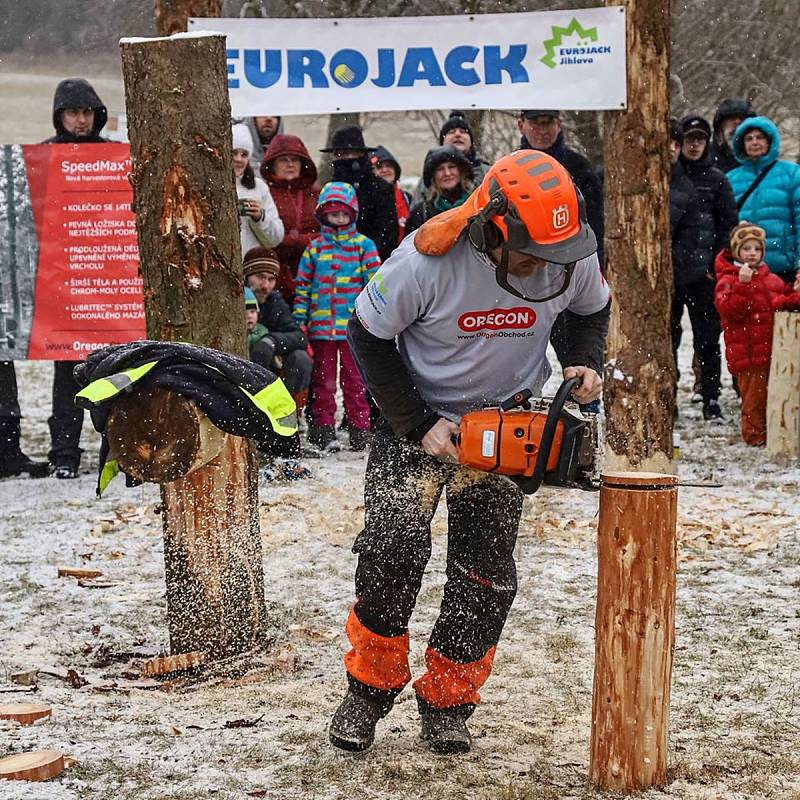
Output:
top-left (57, 566), bottom-right (103, 579)
top-left (0, 751), bottom-right (65, 782)
top-left (141, 651), bottom-right (206, 677)
top-left (0, 703), bottom-right (52, 726)
top-left (767, 311), bottom-right (800, 459)
top-left (106, 388), bottom-right (226, 484)
top-left (590, 471), bottom-right (678, 791)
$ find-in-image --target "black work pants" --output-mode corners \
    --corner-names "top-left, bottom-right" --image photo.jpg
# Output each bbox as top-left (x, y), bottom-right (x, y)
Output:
top-left (48, 360), bottom-right (84, 468)
top-left (346, 431), bottom-right (523, 709)
top-left (0, 361), bottom-right (20, 418)
top-left (671, 278), bottom-right (721, 402)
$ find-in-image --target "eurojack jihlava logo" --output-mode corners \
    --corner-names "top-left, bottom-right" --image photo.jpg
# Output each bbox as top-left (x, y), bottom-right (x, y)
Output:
top-left (541, 18), bottom-right (611, 69)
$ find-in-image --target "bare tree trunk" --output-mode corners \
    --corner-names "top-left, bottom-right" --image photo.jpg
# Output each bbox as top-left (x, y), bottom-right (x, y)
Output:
top-left (590, 471), bottom-right (678, 790)
top-left (120, 33), bottom-right (267, 659)
top-left (154, 0), bottom-right (221, 37)
top-left (603, 0), bottom-right (674, 472)
top-left (767, 311), bottom-right (800, 459)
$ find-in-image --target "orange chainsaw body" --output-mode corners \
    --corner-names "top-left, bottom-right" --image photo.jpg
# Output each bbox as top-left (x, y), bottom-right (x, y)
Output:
top-left (458, 408), bottom-right (565, 476)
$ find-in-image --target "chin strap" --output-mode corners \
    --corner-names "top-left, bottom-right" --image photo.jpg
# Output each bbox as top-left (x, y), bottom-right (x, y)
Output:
top-left (493, 244), bottom-right (576, 303)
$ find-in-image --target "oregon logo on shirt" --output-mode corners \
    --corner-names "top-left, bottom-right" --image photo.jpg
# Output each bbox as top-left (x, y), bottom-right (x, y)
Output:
top-left (457, 307), bottom-right (536, 332)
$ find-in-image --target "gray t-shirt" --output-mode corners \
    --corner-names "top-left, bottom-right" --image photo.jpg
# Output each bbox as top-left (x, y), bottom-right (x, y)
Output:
top-left (354, 234), bottom-right (610, 421)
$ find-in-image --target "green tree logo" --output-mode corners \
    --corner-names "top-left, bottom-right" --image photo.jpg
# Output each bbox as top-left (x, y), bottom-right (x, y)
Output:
top-left (541, 19), bottom-right (599, 69)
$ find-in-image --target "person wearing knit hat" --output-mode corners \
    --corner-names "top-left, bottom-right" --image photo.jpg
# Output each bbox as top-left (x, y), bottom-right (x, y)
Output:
top-left (293, 183), bottom-right (380, 452)
top-left (714, 221), bottom-right (798, 445)
top-left (242, 247), bottom-right (313, 417)
top-left (676, 112), bottom-right (738, 412)
top-left (232, 124), bottom-right (284, 258)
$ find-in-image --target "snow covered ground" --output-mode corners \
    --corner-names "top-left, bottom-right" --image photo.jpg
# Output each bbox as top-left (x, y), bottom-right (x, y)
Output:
top-left (2, 336), bottom-right (799, 800)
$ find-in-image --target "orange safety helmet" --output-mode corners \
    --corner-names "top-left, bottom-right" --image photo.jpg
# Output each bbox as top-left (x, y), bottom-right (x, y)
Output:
top-left (467, 151), bottom-right (597, 264)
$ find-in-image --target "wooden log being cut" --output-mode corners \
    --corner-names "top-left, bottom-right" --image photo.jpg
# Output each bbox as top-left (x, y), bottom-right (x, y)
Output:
top-left (106, 387), bottom-right (226, 484)
top-left (0, 750), bottom-right (65, 781)
top-left (57, 566), bottom-right (103, 579)
top-left (590, 471), bottom-right (678, 791)
top-left (767, 311), bottom-right (800, 459)
top-left (141, 651), bottom-right (206, 677)
top-left (0, 703), bottom-right (52, 725)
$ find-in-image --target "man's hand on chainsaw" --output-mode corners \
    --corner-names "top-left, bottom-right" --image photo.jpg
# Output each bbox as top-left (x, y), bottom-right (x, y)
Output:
top-left (563, 366), bottom-right (603, 404)
top-left (421, 418), bottom-right (461, 463)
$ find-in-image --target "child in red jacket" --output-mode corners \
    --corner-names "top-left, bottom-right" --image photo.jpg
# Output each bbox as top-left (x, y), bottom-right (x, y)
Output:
top-left (714, 222), bottom-right (798, 445)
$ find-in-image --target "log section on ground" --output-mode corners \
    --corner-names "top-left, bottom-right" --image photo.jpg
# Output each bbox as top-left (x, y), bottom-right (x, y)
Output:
top-left (0, 751), bottom-right (65, 781)
top-left (0, 703), bottom-right (52, 725)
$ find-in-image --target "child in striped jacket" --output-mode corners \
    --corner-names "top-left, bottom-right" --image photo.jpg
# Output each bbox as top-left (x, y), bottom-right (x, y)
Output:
top-left (294, 182), bottom-right (381, 452)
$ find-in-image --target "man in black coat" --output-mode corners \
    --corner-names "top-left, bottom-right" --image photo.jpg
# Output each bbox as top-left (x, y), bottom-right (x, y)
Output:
top-left (710, 98), bottom-right (756, 174)
top-left (322, 126), bottom-right (399, 263)
top-left (0, 78), bottom-right (109, 480)
top-left (669, 119), bottom-right (719, 419)
top-left (518, 109), bottom-right (605, 410)
top-left (678, 115), bottom-right (738, 414)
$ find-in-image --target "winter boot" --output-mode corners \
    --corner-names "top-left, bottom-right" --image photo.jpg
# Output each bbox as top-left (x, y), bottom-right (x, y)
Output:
top-left (702, 399), bottom-right (723, 421)
top-left (308, 424), bottom-right (340, 453)
top-left (329, 690), bottom-right (392, 752)
top-left (418, 699), bottom-right (473, 755)
top-left (0, 417), bottom-right (49, 479)
top-left (348, 427), bottom-right (370, 452)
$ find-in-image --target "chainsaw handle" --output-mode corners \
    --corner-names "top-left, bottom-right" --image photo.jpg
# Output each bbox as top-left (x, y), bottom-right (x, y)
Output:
top-left (511, 377), bottom-right (580, 495)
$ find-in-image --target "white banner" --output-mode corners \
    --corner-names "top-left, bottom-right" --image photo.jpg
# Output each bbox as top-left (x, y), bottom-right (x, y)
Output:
top-left (188, 8), bottom-right (627, 116)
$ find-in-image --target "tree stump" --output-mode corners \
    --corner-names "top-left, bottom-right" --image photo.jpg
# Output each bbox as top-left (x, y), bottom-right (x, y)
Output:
top-left (603, 0), bottom-right (675, 472)
top-left (590, 471), bottom-right (678, 790)
top-left (120, 33), bottom-right (267, 658)
top-left (0, 751), bottom-right (64, 782)
top-left (767, 311), bottom-right (800, 459)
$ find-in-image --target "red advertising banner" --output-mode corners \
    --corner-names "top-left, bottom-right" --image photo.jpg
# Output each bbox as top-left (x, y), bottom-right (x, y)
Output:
top-left (0, 143), bottom-right (145, 360)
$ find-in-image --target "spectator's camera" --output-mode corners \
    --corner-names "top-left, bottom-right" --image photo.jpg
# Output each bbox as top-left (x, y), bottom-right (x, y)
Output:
top-left (237, 199), bottom-right (248, 217)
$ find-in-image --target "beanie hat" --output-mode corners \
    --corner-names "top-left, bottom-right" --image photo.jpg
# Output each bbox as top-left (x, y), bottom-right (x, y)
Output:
top-left (243, 246), bottom-right (280, 279)
top-left (730, 221), bottom-right (766, 262)
top-left (232, 123), bottom-right (254, 155)
top-left (439, 111), bottom-right (472, 145)
top-left (244, 286), bottom-right (259, 311)
top-left (681, 115), bottom-right (711, 139)
top-left (669, 117), bottom-right (684, 146)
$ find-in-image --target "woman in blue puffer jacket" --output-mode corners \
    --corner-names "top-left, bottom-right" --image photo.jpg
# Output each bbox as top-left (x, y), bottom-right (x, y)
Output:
top-left (728, 116), bottom-right (800, 283)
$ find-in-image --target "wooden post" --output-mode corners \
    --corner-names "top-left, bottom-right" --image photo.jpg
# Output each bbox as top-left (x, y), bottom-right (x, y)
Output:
top-left (154, 0), bottom-right (220, 37)
top-left (590, 471), bottom-right (678, 790)
top-left (603, 0), bottom-right (675, 472)
top-left (767, 311), bottom-right (800, 459)
top-left (120, 33), bottom-right (267, 658)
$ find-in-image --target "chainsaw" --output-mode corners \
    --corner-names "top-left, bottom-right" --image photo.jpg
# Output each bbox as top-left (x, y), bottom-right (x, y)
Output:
top-left (456, 377), bottom-right (601, 495)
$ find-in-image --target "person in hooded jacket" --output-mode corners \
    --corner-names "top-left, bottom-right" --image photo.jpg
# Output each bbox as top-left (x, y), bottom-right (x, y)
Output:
top-left (710, 98), bottom-right (756, 174)
top-left (727, 116), bottom-right (800, 284)
top-left (675, 115), bottom-right (738, 413)
top-left (1, 79), bottom-right (110, 480)
top-left (668, 119), bottom-right (708, 416)
top-left (405, 146), bottom-right (474, 236)
top-left (244, 115), bottom-right (283, 171)
top-left (260, 133), bottom-right (320, 302)
top-left (321, 126), bottom-right (399, 263)
top-left (371, 146), bottom-right (411, 243)
top-left (41, 79), bottom-right (111, 478)
top-left (293, 182), bottom-right (381, 453)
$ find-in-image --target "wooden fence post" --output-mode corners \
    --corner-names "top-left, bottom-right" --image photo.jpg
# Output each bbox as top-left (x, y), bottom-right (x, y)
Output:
top-left (767, 311), bottom-right (800, 459)
top-left (590, 471), bottom-right (678, 791)
top-left (120, 33), bottom-right (267, 658)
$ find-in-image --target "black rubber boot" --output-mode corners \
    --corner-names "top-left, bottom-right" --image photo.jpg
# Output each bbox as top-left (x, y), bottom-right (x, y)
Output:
top-left (418, 698), bottom-right (473, 755)
top-left (0, 417), bottom-right (49, 479)
top-left (308, 424), bottom-right (340, 453)
top-left (348, 428), bottom-right (370, 452)
top-left (329, 690), bottom-right (391, 752)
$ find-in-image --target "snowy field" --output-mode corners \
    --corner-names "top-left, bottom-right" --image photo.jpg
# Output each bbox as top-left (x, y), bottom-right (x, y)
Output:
top-left (2, 333), bottom-right (799, 800)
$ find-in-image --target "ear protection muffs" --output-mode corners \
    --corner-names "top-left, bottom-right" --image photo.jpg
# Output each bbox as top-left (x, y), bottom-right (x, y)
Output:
top-left (467, 180), bottom-right (507, 253)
